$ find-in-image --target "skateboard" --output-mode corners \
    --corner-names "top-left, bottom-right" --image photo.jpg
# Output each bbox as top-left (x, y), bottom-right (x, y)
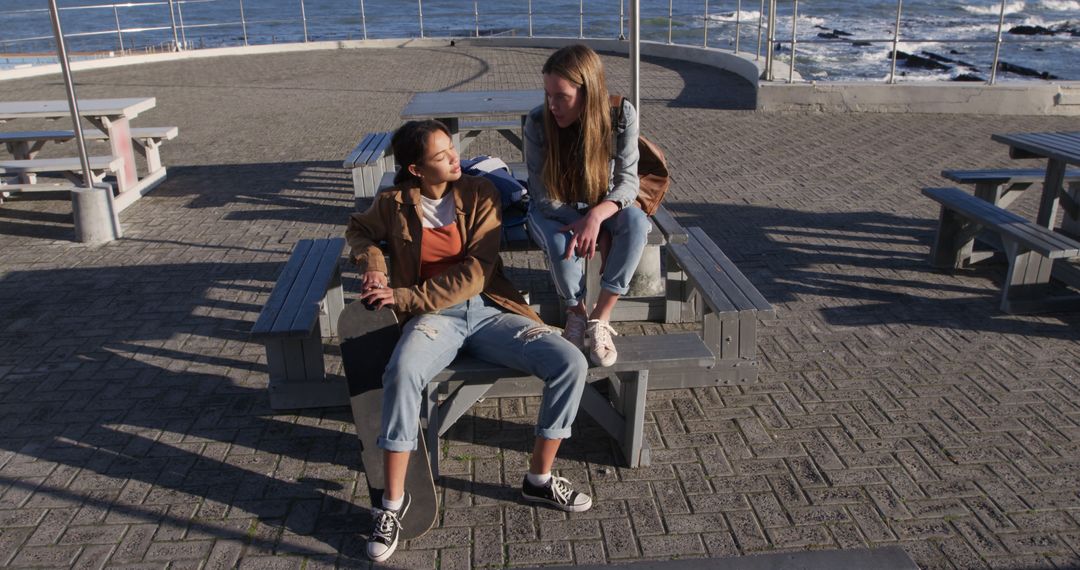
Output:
top-left (338, 302), bottom-right (438, 541)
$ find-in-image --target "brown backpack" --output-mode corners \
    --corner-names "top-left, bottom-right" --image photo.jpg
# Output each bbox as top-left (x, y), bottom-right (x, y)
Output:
top-left (610, 95), bottom-right (670, 216)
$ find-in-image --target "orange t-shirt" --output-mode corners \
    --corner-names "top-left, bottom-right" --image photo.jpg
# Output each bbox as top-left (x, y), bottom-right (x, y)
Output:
top-left (420, 222), bottom-right (464, 281)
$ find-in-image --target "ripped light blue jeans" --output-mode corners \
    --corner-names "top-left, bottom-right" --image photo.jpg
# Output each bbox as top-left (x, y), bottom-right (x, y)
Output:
top-left (528, 205), bottom-right (651, 305)
top-left (378, 294), bottom-right (589, 452)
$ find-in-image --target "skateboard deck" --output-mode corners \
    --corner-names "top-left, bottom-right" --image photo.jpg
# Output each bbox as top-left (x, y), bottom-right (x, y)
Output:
top-left (339, 302), bottom-right (438, 541)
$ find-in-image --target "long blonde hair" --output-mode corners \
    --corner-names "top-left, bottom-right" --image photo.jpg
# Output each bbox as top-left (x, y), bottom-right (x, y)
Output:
top-left (541, 44), bottom-right (611, 205)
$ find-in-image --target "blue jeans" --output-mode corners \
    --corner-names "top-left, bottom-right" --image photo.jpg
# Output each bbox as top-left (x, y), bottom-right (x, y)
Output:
top-left (528, 205), bottom-right (651, 305)
top-left (378, 295), bottom-right (589, 452)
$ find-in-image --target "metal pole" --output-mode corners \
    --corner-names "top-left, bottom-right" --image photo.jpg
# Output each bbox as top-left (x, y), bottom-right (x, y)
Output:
top-left (300, 0), bottom-right (308, 42)
top-left (474, 1), bottom-right (480, 37)
top-left (789, 0), bottom-right (798, 82)
top-left (734, 0), bottom-right (741, 53)
top-left (48, 0), bottom-right (93, 190)
top-left (989, 0), bottom-right (1007, 85)
top-left (765, 0), bottom-right (776, 80)
top-left (167, 0), bottom-right (180, 50)
top-left (703, 0), bottom-right (709, 47)
top-left (756, 0), bottom-right (764, 60)
top-left (579, 0), bottom-right (584, 39)
top-left (667, 0), bottom-right (673, 44)
top-left (889, 0), bottom-right (903, 83)
top-left (113, 5), bottom-right (125, 52)
top-left (418, 0), bottom-right (425, 38)
top-left (360, 0), bottom-right (368, 40)
top-left (239, 0), bottom-right (249, 46)
top-left (528, 0), bottom-right (533, 37)
top-left (631, 0), bottom-right (640, 113)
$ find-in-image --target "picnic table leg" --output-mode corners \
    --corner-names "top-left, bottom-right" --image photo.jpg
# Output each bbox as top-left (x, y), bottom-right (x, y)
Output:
top-left (88, 115), bottom-right (138, 193)
top-left (1061, 181), bottom-right (1080, 240)
top-left (619, 370), bottom-right (650, 468)
top-left (1037, 158), bottom-right (1066, 229)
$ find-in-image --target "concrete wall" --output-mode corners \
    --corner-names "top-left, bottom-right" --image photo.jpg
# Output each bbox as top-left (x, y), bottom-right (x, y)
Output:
top-left (4, 35), bottom-right (1080, 116)
top-left (759, 80), bottom-right (1080, 116)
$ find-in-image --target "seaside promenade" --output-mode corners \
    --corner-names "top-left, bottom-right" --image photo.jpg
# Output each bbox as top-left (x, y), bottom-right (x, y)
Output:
top-left (0, 46), bottom-right (1079, 569)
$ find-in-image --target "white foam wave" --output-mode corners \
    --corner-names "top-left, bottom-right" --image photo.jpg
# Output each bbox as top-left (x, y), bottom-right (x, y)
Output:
top-left (705, 10), bottom-right (760, 22)
top-left (961, 1), bottom-right (1026, 15)
top-left (1040, 0), bottom-right (1080, 10)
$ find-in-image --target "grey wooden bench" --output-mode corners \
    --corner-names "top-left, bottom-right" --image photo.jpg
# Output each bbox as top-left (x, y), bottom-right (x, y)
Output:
top-left (422, 332), bottom-right (714, 476)
top-left (343, 131), bottom-right (395, 206)
top-left (923, 186), bottom-right (1080, 314)
top-left (1, 127), bottom-right (178, 184)
top-left (666, 226), bottom-right (776, 384)
top-left (0, 155), bottom-right (122, 197)
top-left (251, 238), bottom-right (348, 409)
top-left (942, 168), bottom-right (1080, 210)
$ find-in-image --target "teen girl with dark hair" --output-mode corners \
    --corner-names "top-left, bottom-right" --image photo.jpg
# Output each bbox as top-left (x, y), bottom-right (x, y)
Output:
top-left (525, 44), bottom-right (650, 367)
top-left (346, 119), bottom-right (592, 562)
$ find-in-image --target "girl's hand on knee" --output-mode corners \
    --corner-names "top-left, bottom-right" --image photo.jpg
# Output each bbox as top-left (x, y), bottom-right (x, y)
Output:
top-left (559, 216), bottom-right (602, 260)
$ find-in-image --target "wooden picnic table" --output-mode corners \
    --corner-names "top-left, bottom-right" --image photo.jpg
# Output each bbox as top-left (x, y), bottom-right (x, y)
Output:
top-left (400, 89), bottom-right (543, 158)
top-left (991, 131), bottom-right (1080, 237)
top-left (0, 98), bottom-right (156, 196)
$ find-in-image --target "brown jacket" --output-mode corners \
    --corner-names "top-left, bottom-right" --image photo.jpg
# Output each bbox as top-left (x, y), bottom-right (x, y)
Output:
top-left (345, 175), bottom-right (541, 324)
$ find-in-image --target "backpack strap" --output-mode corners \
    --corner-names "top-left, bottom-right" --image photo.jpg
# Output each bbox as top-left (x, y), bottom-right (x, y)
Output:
top-left (609, 95), bottom-right (624, 160)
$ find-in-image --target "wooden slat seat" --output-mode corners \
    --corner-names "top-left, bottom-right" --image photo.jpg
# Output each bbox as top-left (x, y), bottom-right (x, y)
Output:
top-left (0, 126), bottom-right (178, 145)
top-left (344, 131), bottom-right (395, 204)
top-left (0, 155), bottom-right (121, 174)
top-left (667, 226), bottom-right (774, 382)
top-left (942, 168), bottom-right (1080, 211)
top-left (421, 331), bottom-right (715, 475)
top-left (922, 186), bottom-right (1080, 314)
top-left (251, 238), bottom-right (347, 409)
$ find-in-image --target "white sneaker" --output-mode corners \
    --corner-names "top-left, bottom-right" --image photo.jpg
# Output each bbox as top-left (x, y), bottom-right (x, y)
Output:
top-left (585, 319), bottom-right (618, 367)
top-left (562, 311), bottom-right (587, 350)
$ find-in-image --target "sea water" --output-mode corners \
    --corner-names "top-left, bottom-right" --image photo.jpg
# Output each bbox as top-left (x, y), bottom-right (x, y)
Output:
top-left (0, 0), bottom-right (1078, 81)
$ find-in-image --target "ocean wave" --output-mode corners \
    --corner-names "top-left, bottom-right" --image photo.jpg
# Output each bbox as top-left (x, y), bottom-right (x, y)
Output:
top-left (705, 10), bottom-right (761, 22)
top-left (1039, 0), bottom-right (1080, 10)
top-left (961, 1), bottom-right (1026, 15)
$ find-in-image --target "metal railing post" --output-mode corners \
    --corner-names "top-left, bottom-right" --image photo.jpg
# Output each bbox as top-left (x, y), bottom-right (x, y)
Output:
top-left (300, 0), bottom-right (308, 42)
top-left (113, 5), bottom-right (125, 52)
top-left (418, 0), bottom-right (425, 38)
top-left (239, 0), bottom-right (249, 46)
top-left (474, 1), bottom-right (480, 37)
top-left (619, 0), bottom-right (625, 39)
top-left (48, 0), bottom-right (93, 190)
top-left (167, 0), bottom-right (180, 50)
top-left (889, 0), bottom-right (903, 83)
top-left (360, 0), bottom-right (368, 40)
top-left (789, 0), bottom-right (798, 82)
top-left (177, 0), bottom-right (188, 49)
top-left (989, 0), bottom-right (1008, 85)
top-left (528, 0), bottom-right (533, 37)
top-left (765, 0), bottom-right (776, 79)
top-left (703, 0), bottom-right (709, 47)
top-left (734, 0), bottom-right (742, 53)
top-left (667, 0), bottom-right (673, 44)
top-left (579, 0), bottom-right (584, 39)
top-left (756, 0), bottom-right (765, 60)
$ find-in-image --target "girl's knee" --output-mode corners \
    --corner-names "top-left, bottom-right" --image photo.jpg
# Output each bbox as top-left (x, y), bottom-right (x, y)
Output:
top-left (622, 207), bottom-right (651, 237)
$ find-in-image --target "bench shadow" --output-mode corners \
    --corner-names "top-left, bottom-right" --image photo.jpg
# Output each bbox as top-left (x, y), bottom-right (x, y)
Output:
top-left (664, 200), bottom-right (1080, 339)
top-left (0, 261), bottom-right (378, 563)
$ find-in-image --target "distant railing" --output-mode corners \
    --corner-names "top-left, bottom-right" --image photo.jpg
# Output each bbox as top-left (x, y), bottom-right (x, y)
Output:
top-left (0, 0), bottom-right (1077, 84)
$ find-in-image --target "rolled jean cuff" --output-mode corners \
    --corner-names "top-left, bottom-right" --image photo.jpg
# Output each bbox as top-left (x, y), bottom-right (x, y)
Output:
top-left (600, 280), bottom-right (631, 296)
top-left (378, 436), bottom-right (418, 452)
top-left (535, 426), bottom-right (572, 440)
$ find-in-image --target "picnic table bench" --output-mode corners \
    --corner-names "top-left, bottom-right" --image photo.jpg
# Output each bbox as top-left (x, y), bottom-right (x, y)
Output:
top-left (251, 238), bottom-right (347, 409)
top-left (923, 186), bottom-right (1080, 314)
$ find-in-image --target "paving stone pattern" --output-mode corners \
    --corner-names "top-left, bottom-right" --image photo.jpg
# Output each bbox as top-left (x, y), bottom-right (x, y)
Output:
top-left (0, 46), bottom-right (1079, 569)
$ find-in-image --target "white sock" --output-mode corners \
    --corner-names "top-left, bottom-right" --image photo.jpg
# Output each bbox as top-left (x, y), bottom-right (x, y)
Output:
top-left (526, 472), bottom-right (551, 487)
top-left (382, 495), bottom-right (404, 511)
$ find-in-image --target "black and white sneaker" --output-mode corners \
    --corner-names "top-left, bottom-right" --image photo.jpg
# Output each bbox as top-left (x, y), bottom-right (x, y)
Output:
top-left (521, 475), bottom-right (592, 512)
top-left (367, 492), bottom-right (410, 562)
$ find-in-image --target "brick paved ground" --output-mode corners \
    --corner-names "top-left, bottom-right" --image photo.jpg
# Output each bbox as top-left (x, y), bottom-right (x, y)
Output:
top-left (0, 46), bottom-right (1079, 569)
